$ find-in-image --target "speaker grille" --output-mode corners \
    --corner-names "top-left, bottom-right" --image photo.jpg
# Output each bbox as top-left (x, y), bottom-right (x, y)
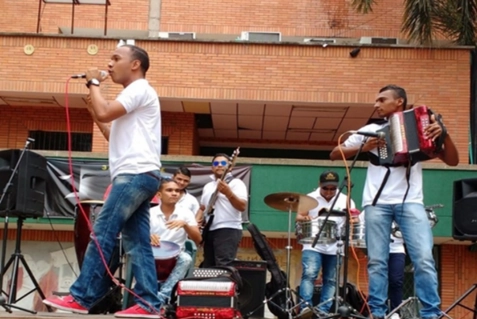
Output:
top-left (453, 178), bottom-right (477, 240)
top-left (231, 260), bottom-right (267, 318)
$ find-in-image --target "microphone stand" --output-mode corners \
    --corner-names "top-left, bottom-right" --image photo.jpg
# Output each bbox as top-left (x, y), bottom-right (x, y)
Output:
top-left (311, 138), bottom-right (367, 317)
top-left (0, 138), bottom-right (34, 314)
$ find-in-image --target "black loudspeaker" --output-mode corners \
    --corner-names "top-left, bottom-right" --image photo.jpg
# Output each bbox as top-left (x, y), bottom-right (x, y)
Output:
top-left (231, 260), bottom-right (267, 318)
top-left (0, 149), bottom-right (47, 218)
top-left (453, 178), bottom-right (477, 241)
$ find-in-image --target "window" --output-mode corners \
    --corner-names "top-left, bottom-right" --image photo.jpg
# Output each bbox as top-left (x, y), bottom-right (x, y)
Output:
top-left (29, 131), bottom-right (92, 152)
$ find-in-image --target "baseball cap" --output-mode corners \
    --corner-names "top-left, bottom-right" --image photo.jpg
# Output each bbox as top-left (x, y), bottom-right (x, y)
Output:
top-left (319, 171), bottom-right (339, 187)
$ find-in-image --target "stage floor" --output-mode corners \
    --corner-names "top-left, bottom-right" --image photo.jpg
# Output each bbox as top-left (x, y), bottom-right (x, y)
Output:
top-left (1, 311), bottom-right (115, 318)
top-left (0, 311), bottom-right (269, 319)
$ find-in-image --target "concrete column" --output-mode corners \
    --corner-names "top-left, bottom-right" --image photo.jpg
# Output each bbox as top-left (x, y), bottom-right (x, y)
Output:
top-left (148, 0), bottom-right (161, 38)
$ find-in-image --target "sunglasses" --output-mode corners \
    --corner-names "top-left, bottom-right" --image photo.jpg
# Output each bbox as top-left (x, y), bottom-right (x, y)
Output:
top-left (213, 160), bottom-right (228, 167)
top-left (322, 186), bottom-right (337, 191)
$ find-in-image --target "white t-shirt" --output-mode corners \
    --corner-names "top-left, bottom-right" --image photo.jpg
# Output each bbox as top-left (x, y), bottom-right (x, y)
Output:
top-left (200, 177), bottom-right (248, 231)
top-left (343, 123), bottom-right (424, 207)
top-left (109, 79), bottom-right (162, 180)
top-left (177, 192), bottom-right (200, 216)
top-left (358, 212), bottom-right (405, 254)
top-left (149, 205), bottom-right (197, 250)
top-left (301, 189), bottom-right (355, 255)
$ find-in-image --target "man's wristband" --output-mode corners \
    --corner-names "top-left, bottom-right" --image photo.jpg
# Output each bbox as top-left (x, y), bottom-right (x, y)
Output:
top-left (86, 78), bottom-right (100, 89)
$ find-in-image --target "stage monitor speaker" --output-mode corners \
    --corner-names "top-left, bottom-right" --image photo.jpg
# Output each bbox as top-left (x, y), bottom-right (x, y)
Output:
top-left (231, 259), bottom-right (267, 318)
top-left (453, 178), bottom-right (477, 241)
top-left (0, 149), bottom-right (47, 218)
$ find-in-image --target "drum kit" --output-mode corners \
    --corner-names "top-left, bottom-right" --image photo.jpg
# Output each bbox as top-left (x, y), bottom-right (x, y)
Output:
top-left (263, 191), bottom-right (443, 319)
top-left (264, 192), bottom-right (368, 318)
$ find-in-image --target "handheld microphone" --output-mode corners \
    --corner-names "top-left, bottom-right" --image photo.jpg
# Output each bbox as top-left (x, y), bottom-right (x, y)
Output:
top-left (350, 130), bottom-right (386, 139)
top-left (71, 70), bottom-right (108, 79)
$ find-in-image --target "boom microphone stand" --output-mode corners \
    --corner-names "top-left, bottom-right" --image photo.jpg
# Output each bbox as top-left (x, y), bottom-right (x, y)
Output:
top-left (310, 138), bottom-right (368, 319)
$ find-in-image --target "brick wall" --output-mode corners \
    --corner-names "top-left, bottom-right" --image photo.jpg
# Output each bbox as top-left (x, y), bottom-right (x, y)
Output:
top-left (0, 106), bottom-right (92, 149)
top-left (0, 106), bottom-right (198, 155)
top-left (3, 0), bottom-right (407, 38)
top-left (0, 36), bottom-right (469, 161)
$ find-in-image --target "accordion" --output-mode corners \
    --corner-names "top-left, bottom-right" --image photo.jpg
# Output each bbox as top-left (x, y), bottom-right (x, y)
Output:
top-left (377, 105), bottom-right (440, 166)
top-left (176, 270), bottom-right (241, 319)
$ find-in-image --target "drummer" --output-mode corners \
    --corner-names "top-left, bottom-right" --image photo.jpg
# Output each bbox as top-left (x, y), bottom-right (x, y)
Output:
top-left (296, 171), bottom-right (356, 316)
top-left (149, 178), bottom-right (202, 306)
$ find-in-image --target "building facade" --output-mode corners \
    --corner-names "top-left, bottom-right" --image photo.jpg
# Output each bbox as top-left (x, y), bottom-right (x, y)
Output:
top-left (0, 0), bottom-right (476, 317)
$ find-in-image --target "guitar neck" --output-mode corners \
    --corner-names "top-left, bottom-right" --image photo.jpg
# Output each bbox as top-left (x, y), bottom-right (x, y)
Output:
top-left (204, 172), bottom-right (230, 216)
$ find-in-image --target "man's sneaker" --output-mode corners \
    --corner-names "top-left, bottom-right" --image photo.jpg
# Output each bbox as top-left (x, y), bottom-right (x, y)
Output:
top-left (389, 313), bottom-right (401, 319)
top-left (115, 304), bottom-right (160, 319)
top-left (297, 307), bottom-right (314, 319)
top-left (42, 295), bottom-right (88, 314)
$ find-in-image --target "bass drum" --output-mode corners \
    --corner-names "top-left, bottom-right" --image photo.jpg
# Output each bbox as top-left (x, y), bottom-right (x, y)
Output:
top-left (74, 200), bottom-right (120, 270)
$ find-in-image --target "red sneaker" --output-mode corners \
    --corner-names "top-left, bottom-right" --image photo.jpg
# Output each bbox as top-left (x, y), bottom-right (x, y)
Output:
top-left (42, 295), bottom-right (88, 314)
top-left (115, 304), bottom-right (160, 318)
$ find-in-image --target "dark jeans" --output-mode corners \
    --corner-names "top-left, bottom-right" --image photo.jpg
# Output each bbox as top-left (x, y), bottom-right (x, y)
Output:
top-left (202, 228), bottom-right (242, 267)
top-left (388, 252), bottom-right (406, 312)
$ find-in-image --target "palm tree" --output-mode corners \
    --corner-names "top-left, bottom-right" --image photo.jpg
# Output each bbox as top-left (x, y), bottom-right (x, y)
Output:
top-left (350, 0), bottom-right (477, 45)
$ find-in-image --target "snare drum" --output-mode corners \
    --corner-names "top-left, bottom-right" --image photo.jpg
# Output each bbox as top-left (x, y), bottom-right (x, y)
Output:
top-left (296, 219), bottom-right (337, 245)
top-left (349, 223), bottom-right (366, 248)
top-left (152, 241), bottom-right (181, 282)
top-left (392, 208), bottom-right (439, 238)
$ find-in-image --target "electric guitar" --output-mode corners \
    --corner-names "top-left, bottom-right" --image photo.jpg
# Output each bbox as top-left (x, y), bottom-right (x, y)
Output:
top-left (200, 147), bottom-right (240, 244)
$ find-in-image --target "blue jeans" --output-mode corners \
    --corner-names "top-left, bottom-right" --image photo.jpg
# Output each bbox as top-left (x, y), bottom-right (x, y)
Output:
top-left (299, 250), bottom-right (338, 312)
top-left (388, 253), bottom-right (405, 312)
top-left (70, 171), bottom-right (162, 312)
top-left (157, 252), bottom-right (192, 304)
top-left (365, 203), bottom-right (441, 319)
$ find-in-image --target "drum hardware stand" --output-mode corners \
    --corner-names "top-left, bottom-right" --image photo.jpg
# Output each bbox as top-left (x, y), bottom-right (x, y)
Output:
top-left (310, 138), bottom-right (367, 319)
top-left (437, 283), bottom-right (477, 319)
top-left (0, 139), bottom-right (52, 314)
top-left (87, 233), bottom-right (125, 314)
top-left (282, 197), bottom-right (303, 318)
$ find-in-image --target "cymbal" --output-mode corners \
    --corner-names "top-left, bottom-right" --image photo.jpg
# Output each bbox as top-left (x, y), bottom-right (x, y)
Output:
top-left (264, 192), bottom-right (318, 212)
top-left (318, 208), bottom-right (346, 217)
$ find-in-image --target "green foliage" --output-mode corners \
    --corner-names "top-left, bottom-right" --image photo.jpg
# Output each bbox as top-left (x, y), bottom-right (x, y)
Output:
top-left (351, 0), bottom-right (477, 45)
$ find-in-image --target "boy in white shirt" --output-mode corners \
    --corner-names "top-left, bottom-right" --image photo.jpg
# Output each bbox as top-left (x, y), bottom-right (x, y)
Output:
top-left (172, 166), bottom-right (201, 219)
top-left (149, 178), bottom-right (201, 305)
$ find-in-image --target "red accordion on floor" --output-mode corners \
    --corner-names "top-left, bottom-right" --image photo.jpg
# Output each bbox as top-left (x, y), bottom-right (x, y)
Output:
top-left (377, 105), bottom-right (440, 165)
top-left (176, 280), bottom-right (241, 319)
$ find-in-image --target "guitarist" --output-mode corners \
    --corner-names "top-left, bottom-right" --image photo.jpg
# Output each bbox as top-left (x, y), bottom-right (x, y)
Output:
top-left (198, 153), bottom-right (248, 267)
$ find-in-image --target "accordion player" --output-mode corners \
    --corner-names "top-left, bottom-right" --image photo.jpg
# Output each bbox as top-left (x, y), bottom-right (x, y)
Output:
top-left (376, 105), bottom-right (445, 166)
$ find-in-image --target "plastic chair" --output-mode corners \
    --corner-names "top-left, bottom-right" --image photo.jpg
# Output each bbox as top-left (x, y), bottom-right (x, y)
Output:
top-left (122, 239), bottom-right (198, 310)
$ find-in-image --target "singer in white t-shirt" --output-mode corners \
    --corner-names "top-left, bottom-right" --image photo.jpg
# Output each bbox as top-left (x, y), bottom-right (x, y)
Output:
top-left (43, 45), bottom-right (164, 319)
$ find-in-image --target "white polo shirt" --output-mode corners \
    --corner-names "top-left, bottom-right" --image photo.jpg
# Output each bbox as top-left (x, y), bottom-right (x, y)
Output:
top-left (109, 79), bottom-right (161, 180)
top-left (302, 189), bottom-right (355, 255)
top-left (200, 175), bottom-right (248, 231)
top-left (149, 205), bottom-right (197, 250)
top-left (177, 191), bottom-right (200, 216)
top-left (343, 123), bottom-right (424, 207)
